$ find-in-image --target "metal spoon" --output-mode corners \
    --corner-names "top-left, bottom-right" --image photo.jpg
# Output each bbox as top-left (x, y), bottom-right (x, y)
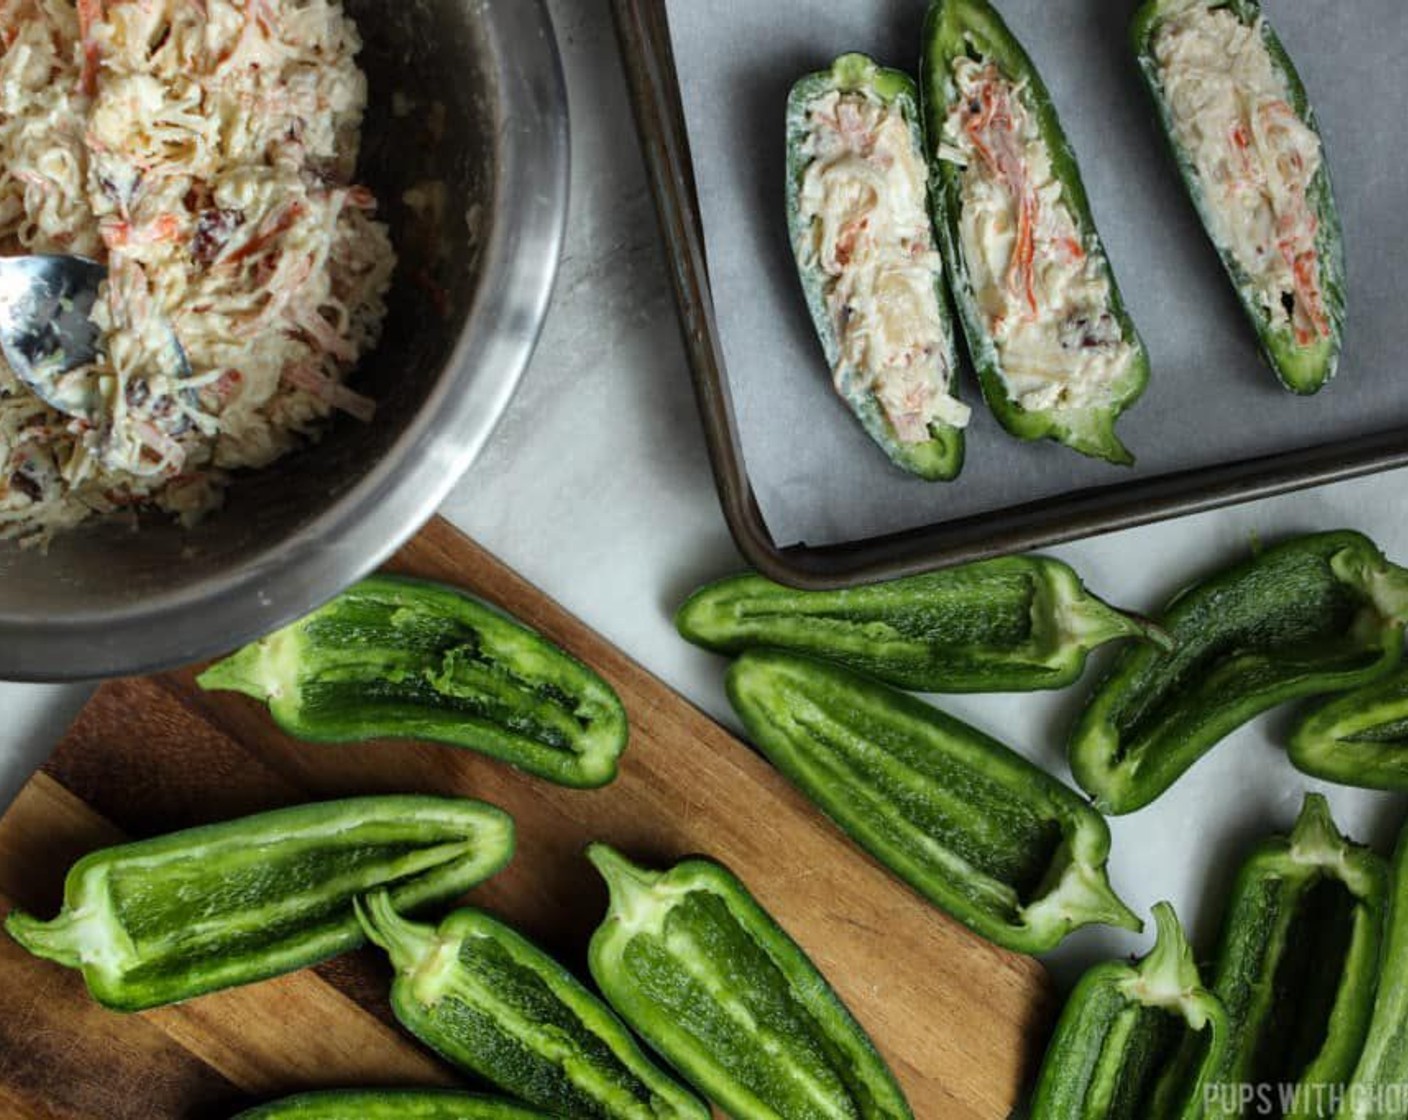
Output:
top-left (0, 254), bottom-right (191, 421)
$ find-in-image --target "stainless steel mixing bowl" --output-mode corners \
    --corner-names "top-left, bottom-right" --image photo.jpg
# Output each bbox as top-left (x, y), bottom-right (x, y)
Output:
top-left (0, 0), bottom-right (569, 681)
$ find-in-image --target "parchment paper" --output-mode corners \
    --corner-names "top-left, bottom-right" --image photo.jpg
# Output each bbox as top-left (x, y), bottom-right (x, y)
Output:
top-left (664, 0), bottom-right (1407, 548)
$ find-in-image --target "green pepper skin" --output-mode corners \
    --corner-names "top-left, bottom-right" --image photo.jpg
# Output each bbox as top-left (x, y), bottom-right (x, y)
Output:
top-left (4, 796), bottom-right (514, 1013)
top-left (234, 1091), bottom-right (552, 1119)
top-left (677, 556), bottom-right (1164, 693)
top-left (726, 650), bottom-right (1140, 954)
top-left (198, 575), bottom-right (628, 789)
top-left (786, 53), bottom-right (965, 481)
top-left (922, 0), bottom-right (1150, 465)
top-left (1030, 903), bottom-right (1228, 1120)
top-left (1288, 668), bottom-right (1408, 791)
top-left (586, 844), bottom-right (913, 1120)
top-left (1131, 0), bottom-right (1345, 394)
top-left (1346, 815), bottom-right (1408, 1119)
top-left (1173, 795), bottom-right (1386, 1120)
top-left (355, 892), bottom-right (708, 1120)
top-left (1070, 530), bottom-right (1408, 814)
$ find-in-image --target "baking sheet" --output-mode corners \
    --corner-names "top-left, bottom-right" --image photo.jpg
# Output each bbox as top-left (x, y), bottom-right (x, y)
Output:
top-left (664, 0), bottom-right (1407, 549)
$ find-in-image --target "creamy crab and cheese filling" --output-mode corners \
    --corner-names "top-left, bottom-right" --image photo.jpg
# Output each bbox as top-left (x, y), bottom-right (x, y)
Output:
top-left (941, 58), bottom-right (1134, 414)
top-left (798, 89), bottom-right (970, 442)
top-left (1153, 3), bottom-right (1328, 345)
top-left (0, 0), bottom-right (395, 544)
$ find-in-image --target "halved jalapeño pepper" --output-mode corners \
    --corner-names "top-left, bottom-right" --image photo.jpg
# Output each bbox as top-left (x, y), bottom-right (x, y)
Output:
top-left (1030, 902), bottom-right (1228, 1120)
top-left (234, 1091), bottom-right (552, 1119)
top-left (677, 556), bottom-right (1162, 693)
top-left (198, 574), bottom-right (629, 789)
top-left (586, 844), bottom-right (913, 1120)
top-left (4, 795), bottom-right (514, 1012)
top-left (787, 53), bottom-right (967, 480)
top-left (1070, 530), bottom-right (1408, 814)
top-left (1132, 0), bottom-right (1345, 393)
top-left (726, 650), bottom-right (1140, 954)
top-left (355, 891), bottom-right (709, 1120)
top-left (1165, 795), bottom-right (1386, 1120)
top-left (1289, 668), bottom-right (1408, 791)
top-left (922, 0), bottom-right (1150, 464)
top-left (1346, 815), bottom-right (1408, 1119)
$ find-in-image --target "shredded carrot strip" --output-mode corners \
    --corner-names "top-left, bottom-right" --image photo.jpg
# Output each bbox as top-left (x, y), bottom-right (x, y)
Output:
top-left (962, 71), bottom-right (1039, 317)
top-left (152, 213), bottom-right (182, 240)
top-left (101, 212), bottom-right (184, 250)
top-left (100, 220), bottom-right (130, 250)
top-left (219, 202), bottom-right (306, 266)
top-left (76, 0), bottom-right (104, 95)
top-left (1014, 191), bottom-right (1037, 315)
top-left (1236, 100), bottom-right (1329, 343)
top-left (1282, 243), bottom-right (1329, 344)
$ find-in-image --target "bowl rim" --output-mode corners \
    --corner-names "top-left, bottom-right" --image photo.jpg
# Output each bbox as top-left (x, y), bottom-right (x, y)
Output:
top-left (0, 0), bottom-right (571, 681)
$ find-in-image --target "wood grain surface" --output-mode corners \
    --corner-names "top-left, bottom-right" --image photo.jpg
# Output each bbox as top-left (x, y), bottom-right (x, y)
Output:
top-left (0, 517), bottom-right (1055, 1118)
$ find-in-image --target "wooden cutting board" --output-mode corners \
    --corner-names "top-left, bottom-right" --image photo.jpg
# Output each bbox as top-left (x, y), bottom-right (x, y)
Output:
top-left (0, 517), bottom-right (1055, 1119)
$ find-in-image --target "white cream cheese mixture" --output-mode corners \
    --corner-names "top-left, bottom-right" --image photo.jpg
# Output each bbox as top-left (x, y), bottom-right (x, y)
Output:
top-left (0, 0), bottom-right (395, 543)
top-left (941, 57), bottom-right (1134, 414)
top-left (799, 89), bottom-right (970, 441)
top-left (1152, 1), bottom-right (1328, 345)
